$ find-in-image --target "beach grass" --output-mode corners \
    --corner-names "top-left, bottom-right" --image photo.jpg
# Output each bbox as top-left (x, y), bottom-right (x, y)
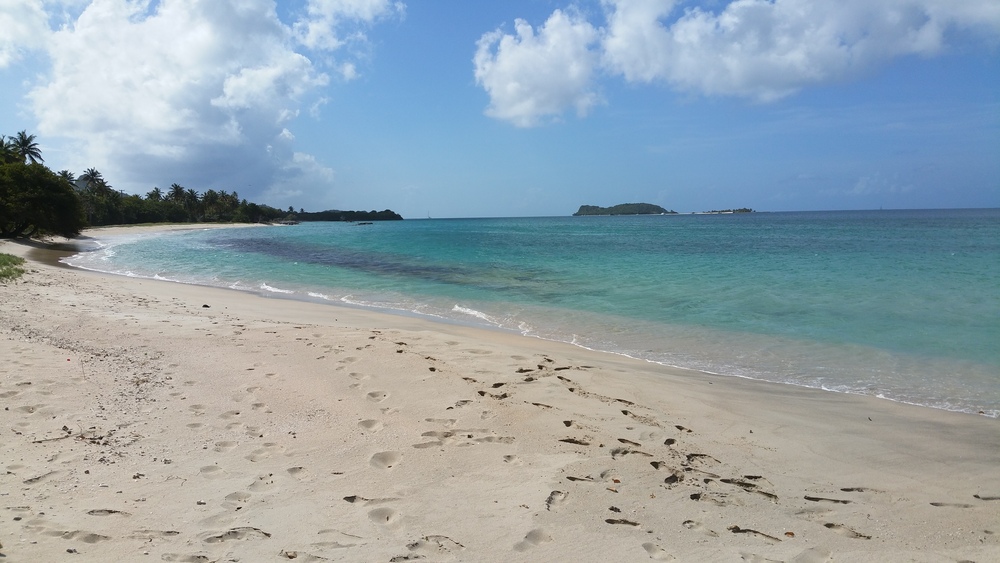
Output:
top-left (0, 253), bottom-right (26, 281)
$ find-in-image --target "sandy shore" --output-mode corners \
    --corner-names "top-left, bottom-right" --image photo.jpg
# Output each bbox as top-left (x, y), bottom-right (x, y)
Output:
top-left (1, 227), bottom-right (998, 562)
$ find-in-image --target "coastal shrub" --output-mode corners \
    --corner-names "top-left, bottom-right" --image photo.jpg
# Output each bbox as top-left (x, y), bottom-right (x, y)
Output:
top-left (0, 253), bottom-right (26, 281)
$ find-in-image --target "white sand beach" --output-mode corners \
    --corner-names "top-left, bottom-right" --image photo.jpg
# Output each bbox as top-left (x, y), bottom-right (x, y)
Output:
top-left (1, 226), bottom-right (998, 562)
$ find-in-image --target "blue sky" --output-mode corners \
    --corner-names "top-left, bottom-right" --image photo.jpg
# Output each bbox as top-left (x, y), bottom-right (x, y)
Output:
top-left (1, 1), bottom-right (998, 218)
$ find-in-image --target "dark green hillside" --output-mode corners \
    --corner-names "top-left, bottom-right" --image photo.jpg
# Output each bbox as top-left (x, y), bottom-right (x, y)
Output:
top-left (573, 203), bottom-right (676, 216)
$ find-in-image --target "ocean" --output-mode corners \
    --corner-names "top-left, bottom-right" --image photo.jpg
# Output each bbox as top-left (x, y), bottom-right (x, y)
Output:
top-left (65, 209), bottom-right (1000, 417)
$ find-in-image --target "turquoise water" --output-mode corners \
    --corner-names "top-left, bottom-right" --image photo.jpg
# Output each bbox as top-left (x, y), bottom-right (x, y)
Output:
top-left (66, 209), bottom-right (1000, 416)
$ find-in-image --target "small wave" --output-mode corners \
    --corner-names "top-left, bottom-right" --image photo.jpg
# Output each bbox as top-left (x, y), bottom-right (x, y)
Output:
top-left (308, 291), bottom-right (333, 300)
top-left (260, 282), bottom-right (294, 294)
top-left (453, 304), bottom-right (500, 325)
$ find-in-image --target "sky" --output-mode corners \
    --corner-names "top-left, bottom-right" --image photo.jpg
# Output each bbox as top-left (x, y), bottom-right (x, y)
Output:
top-left (1, 0), bottom-right (998, 218)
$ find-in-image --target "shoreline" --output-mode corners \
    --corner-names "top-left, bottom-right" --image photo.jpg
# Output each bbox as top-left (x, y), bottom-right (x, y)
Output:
top-left (2, 227), bottom-right (998, 561)
top-left (54, 224), bottom-right (1000, 419)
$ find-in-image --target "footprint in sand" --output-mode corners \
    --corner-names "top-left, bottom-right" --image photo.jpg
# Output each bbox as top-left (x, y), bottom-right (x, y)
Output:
top-left (203, 526), bottom-right (272, 543)
top-left (824, 523), bottom-right (871, 539)
top-left (225, 491), bottom-right (252, 502)
top-left (15, 404), bottom-right (44, 414)
top-left (359, 419), bottom-right (384, 432)
top-left (44, 530), bottom-right (111, 543)
top-left (503, 455), bottom-right (523, 465)
top-left (402, 535), bottom-right (466, 559)
top-left (248, 473), bottom-right (277, 492)
top-left (425, 418), bottom-right (457, 428)
top-left (131, 530), bottom-right (181, 540)
top-left (545, 491), bottom-right (569, 511)
top-left (689, 492), bottom-right (736, 507)
top-left (199, 465), bottom-right (226, 479)
top-left (682, 520), bottom-right (719, 537)
top-left (514, 528), bottom-right (553, 552)
top-left (368, 507), bottom-right (400, 526)
top-left (246, 442), bottom-right (283, 462)
top-left (213, 441), bottom-right (237, 453)
top-left (223, 491), bottom-right (251, 509)
top-left (371, 451), bottom-right (402, 469)
top-left (367, 391), bottom-right (389, 403)
top-left (287, 466), bottom-right (310, 480)
top-left (642, 543), bottom-right (675, 561)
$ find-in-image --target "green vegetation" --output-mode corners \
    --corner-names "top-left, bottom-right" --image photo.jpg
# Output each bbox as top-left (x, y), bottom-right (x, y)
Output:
top-left (0, 131), bottom-right (403, 240)
top-left (297, 209), bottom-right (403, 222)
top-left (1, 161), bottom-right (87, 238)
top-left (0, 253), bottom-right (26, 282)
top-left (574, 203), bottom-right (676, 216)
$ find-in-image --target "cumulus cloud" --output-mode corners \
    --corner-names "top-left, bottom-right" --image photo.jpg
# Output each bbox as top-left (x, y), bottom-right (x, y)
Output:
top-left (603, 0), bottom-right (1000, 101)
top-left (0, 0), bottom-right (51, 67)
top-left (476, 0), bottom-right (1000, 125)
top-left (10, 0), bottom-right (399, 207)
top-left (474, 8), bottom-right (601, 127)
top-left (295, 0), bottom-right (404, 50)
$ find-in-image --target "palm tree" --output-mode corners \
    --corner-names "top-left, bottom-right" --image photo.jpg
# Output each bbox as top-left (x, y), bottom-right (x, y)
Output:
top-left (57, 170), bottom-right (76, 187)
top-left (80, 168), bottom-right (104, 189)
top-left (146, 187), bottom-right (163, 201)
top-left (13, 130), bottom-right (43, 164)
top-left (168, 183), bottom-right (186, 202)
top-left (0, 135), bottom-right (18, 164)
top-left (184, 188), bottom-right (200, 212)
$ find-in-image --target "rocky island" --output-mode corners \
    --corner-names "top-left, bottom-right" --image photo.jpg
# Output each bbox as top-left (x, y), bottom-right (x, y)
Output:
top-left (573, 203), bottom-right (676, 216)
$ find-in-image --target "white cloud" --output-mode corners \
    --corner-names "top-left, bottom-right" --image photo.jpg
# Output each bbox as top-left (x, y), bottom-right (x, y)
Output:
top-left (294, 0), bottom-right (403, 51)
top-left (0, 0), bottom-right (51, 68)
top-left (12, 0), bottom-right (399, 206)
top-left (474, 8), bottom-right (601, 128)
top-left (476, 0), bottom-right (1000, 125)
top-left (602, 0), bottom-right (1000, 101)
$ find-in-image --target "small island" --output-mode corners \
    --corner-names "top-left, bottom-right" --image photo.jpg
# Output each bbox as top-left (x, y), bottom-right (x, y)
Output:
top-left (573, 203), bottom-right (676, 216)
top-left (296, 209), bottom-right (403, 222)
top-left (701, 208), bottom-right (754, 214)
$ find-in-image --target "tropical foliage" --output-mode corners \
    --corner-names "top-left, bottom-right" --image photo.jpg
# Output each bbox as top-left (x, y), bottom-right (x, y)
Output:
top-left (0, 131), bottom-right (295, 238)
top-left (0, 161), bottom-right (87, 238)
top-left (0, 131), bottom-right (402, 239)
top-left (1, 131), bottom-right (44, 165)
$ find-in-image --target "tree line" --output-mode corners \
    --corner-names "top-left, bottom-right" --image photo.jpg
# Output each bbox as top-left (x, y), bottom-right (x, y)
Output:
top-left (1, 131), bottom-right (399, 239)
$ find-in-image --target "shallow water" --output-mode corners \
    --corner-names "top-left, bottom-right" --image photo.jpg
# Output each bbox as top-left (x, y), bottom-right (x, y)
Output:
top-left (65, 209), bottom-right (1000, 416)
